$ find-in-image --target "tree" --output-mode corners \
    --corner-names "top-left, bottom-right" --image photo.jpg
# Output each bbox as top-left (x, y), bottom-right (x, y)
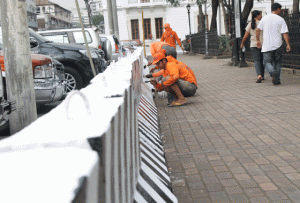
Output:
top-left (92, 14), bottom-right (104, 26)
top-left (211, 0), bottom-right (253, 31)
top-left (293, 0), bottom-right (299, 13)
top-left (197, 0), bottom-right (205, 32)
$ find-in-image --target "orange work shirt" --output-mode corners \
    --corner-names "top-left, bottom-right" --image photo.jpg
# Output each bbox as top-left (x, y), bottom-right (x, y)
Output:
top-left (161, 30), bottom-right (182, 47)
top-left (152, 56), bottom-right (197, 86)
top-left (155, 62), bottom-right (196, 91)
top-left (150, 41), bottom-right (172, 57)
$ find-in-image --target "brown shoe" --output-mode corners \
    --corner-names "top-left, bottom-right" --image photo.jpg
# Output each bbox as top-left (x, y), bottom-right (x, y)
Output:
top-left (256, 78), bottom-right (262, 83)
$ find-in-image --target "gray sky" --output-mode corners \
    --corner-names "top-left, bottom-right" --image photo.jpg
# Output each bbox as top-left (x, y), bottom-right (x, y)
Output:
top-left (49, 0), bottom-right (86, 10)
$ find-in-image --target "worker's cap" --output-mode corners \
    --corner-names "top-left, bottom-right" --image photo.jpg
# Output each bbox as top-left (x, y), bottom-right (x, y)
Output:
top-left (163, 23), bottom-right (170, 29)
top-left (152, 50), bottom-right (166, 65)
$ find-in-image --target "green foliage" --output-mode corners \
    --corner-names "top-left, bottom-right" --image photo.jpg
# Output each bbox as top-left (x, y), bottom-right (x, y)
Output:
top-left (165, 0), bottom-right (205, 6)
top-left (218, 35), bottom-right (232, 53)
top-left (92, 14), bottom-right (104, 26)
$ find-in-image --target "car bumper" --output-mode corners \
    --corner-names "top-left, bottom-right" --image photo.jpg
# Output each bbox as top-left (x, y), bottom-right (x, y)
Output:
top-left (34, 77), bottom-right (66, 105)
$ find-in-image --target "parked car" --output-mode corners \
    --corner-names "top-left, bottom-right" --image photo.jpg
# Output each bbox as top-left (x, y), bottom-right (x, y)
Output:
top-left (37, 28), bottom-right (106, 60)
top-left (99, 34), bottom-right (123, 61)
top-left (0, 28), bottom-right (106, 93)
top-left (0, 51), bottom-right (66, 131)
top-left (120, 41), bottom-right (138, 52)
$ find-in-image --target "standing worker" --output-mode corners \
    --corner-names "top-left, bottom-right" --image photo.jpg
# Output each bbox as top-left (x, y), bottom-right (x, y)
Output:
top-left (256, 3), bottom-right (291, 85)
top-left (161, 23), bottom-right (184, 51)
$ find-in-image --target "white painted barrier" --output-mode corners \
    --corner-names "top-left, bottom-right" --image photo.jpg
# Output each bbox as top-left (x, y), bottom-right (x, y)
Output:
top-left (0, 47), bottom-right (177, 203)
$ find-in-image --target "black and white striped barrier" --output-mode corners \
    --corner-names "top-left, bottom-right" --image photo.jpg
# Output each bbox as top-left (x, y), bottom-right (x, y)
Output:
top-left (0, 48), bottom-right (177, 203)
top-left (133, 83), bottom-right (178, 203)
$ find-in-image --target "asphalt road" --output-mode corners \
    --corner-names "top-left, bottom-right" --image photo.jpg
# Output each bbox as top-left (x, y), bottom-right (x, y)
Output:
top-left (0, 101), bottom-right (62, 139)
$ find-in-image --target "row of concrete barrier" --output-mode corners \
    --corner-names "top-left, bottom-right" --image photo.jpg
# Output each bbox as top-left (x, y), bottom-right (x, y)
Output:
top-left (0, 48), bottom-right (177, 203)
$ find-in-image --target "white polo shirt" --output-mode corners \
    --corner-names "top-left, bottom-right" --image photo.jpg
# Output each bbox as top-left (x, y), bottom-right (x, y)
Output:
top-left (257, 13), bottom-right (289, 52)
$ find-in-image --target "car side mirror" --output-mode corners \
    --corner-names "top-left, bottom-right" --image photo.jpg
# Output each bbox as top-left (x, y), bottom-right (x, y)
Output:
top-left (29, 37), bottom-right (38, 48)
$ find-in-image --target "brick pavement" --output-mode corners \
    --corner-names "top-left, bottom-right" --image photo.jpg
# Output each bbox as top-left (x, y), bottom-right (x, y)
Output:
top-left (155, 54), bottom-right (300, 203)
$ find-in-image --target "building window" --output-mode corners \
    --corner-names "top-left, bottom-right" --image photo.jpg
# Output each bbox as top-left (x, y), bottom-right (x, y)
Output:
top-left (131, 19), bottom-right (139, 40)
top-left (141, 0), bottom-right (150, 2)
top-left (36, 7), bottom-right (40, 14)
top-left (143, 19), bottom-right (151, 39)
top-left (42, 7), bottom-right (45, 13)
top-left (155, 18), bottom-right (163, 38)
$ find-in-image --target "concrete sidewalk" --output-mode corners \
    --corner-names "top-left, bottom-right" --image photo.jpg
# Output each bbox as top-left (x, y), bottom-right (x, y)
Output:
top-left (155, 54), bottom-right (300, 203)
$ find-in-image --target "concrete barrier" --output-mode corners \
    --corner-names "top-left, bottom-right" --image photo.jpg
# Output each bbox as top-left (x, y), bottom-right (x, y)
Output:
top-left (0, 48), bottom-right (177, 203)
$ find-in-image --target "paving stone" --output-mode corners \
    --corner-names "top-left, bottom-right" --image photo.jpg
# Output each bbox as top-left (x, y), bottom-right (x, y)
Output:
top-left (190, 189), bottom-right (209, 198)
top-left (234, 173), bottom-right (251, 181)
top-left (209, 191), bottom-right (230, 202)
top-left (253, 175), bottom-right (272, 183)
top-left (186, 175), bottom-right (202, 182)
top-left (216, 172), bottom-right (233, 179)
top-left (259, 183), bottom-right (278, 191)
top-left (271, 200), bottom-right (292, 203)
top-left (250, 196), bottom-right (270, 203)
top-left (224, 186), bottom-right (243, 194)
top-left (266, 190), bottom-right (289, 200)
top-left (228, 194), bottom-right (249, 203)
top-left (188, 181), bottom-right (205, 190)
top-left (278, 166), bottom-right (297, 174)
top-left (172, 179), bottom-right (186, 187)
top-left (285, 173), bottom-right (300, 181)
top-left (239, 180), bottom-right (258, 188)
top-left (220, 179), bottom-right (239, 187)
top-left (192, 197), bottom-right (212, 203)
top-left (206, 183), bottom-right (224, 192)
top-left (245, 188), bottom-right (265, 197)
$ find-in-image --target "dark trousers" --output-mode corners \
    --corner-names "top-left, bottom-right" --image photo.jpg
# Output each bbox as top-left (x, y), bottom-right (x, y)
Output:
top-left (263, 47), bottom-right (283, 81)
top-left (250, 47), bottom-right (264, 78)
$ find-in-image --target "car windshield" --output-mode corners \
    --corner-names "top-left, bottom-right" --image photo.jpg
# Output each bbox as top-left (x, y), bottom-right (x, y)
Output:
top-left (29, 28), bottom-right (53, 43)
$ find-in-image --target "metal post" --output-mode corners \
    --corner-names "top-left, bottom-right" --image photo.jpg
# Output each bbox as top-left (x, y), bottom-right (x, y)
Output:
top-left (75, 0), bottom-right (97, 77)
top-left (106, 0), bottom-right (114, 34)
top-left (203, 0), bottom-right (212, 59)
top-left (111, 0), bottom-right (119, 39)
top-left (232, 0), bottom-right (240, 66)
top-left (0, 0), bottom-right (37, 134)
top-left (142, 11), bottom-right (146, 58)
top-left (238, 0), bottom-right (248, 67)
top-left (188, 10), bottom-right (191, 35)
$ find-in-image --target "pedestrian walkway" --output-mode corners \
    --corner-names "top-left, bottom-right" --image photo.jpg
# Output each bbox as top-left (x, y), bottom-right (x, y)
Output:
top-left (155, 54), bottom-right (300, 203)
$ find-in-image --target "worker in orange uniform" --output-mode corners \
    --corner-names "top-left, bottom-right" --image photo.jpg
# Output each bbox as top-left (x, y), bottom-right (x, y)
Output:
top-left (147, 41), bottom-right (177, 66)
top-left (147, 50), bottom-right (197, 86)
top-left (161, 23), bottom-right (184, 51)
top-left (147, 50), bottom-right (197, 107)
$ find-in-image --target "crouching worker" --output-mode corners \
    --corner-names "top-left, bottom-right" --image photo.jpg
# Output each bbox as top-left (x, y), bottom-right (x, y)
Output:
top-left (147, 51), bottom-right (197, 107)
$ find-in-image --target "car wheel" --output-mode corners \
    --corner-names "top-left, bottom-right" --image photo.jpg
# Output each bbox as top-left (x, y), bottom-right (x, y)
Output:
top-left (64, 66), bottom-right (84, 93)
top-left (100, 59), bottom-right (107, 73)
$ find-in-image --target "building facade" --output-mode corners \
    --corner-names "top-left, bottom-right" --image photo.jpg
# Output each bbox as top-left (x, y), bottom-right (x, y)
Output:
top-left (94, 0), bottom-right (293, 42)
top-left (27, 0), bottom-right (38, 30)
top-left (36, 0), bottom-right (72, 30)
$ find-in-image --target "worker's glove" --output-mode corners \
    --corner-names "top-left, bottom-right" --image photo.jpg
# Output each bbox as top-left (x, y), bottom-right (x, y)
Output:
top-left (181, 46), bottom-right (184, 51)
top-left (145, 74), bottom-right (153, 78)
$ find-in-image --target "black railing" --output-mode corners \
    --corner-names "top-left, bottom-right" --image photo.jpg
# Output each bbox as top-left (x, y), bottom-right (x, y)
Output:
top-left (188, 29), bottom-right (231, 57)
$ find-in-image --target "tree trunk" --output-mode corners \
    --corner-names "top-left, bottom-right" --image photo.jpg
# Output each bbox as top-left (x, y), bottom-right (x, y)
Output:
top-left (198, 3), bottom-right (205, 32)
top-left (271, 0), bottom-right (274, 5)
top-left (221, 0), bottom-right (229, 36)
top-left (241, 0), bottom-right (253, 24)
top-left (210, 0), bottom-right (219, 30)
top-left (293, 0), bottom-right (299, 13)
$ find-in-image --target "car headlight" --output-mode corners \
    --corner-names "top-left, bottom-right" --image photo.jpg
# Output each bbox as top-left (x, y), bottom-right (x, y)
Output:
top-left (34, 63), bottom-right (54, 79)
top-left (79, 50), bottom-right (98, 59)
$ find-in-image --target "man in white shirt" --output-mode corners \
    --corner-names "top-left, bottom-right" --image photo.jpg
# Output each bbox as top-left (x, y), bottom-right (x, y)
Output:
top-left (256, 3), bottom-right (291, 85)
